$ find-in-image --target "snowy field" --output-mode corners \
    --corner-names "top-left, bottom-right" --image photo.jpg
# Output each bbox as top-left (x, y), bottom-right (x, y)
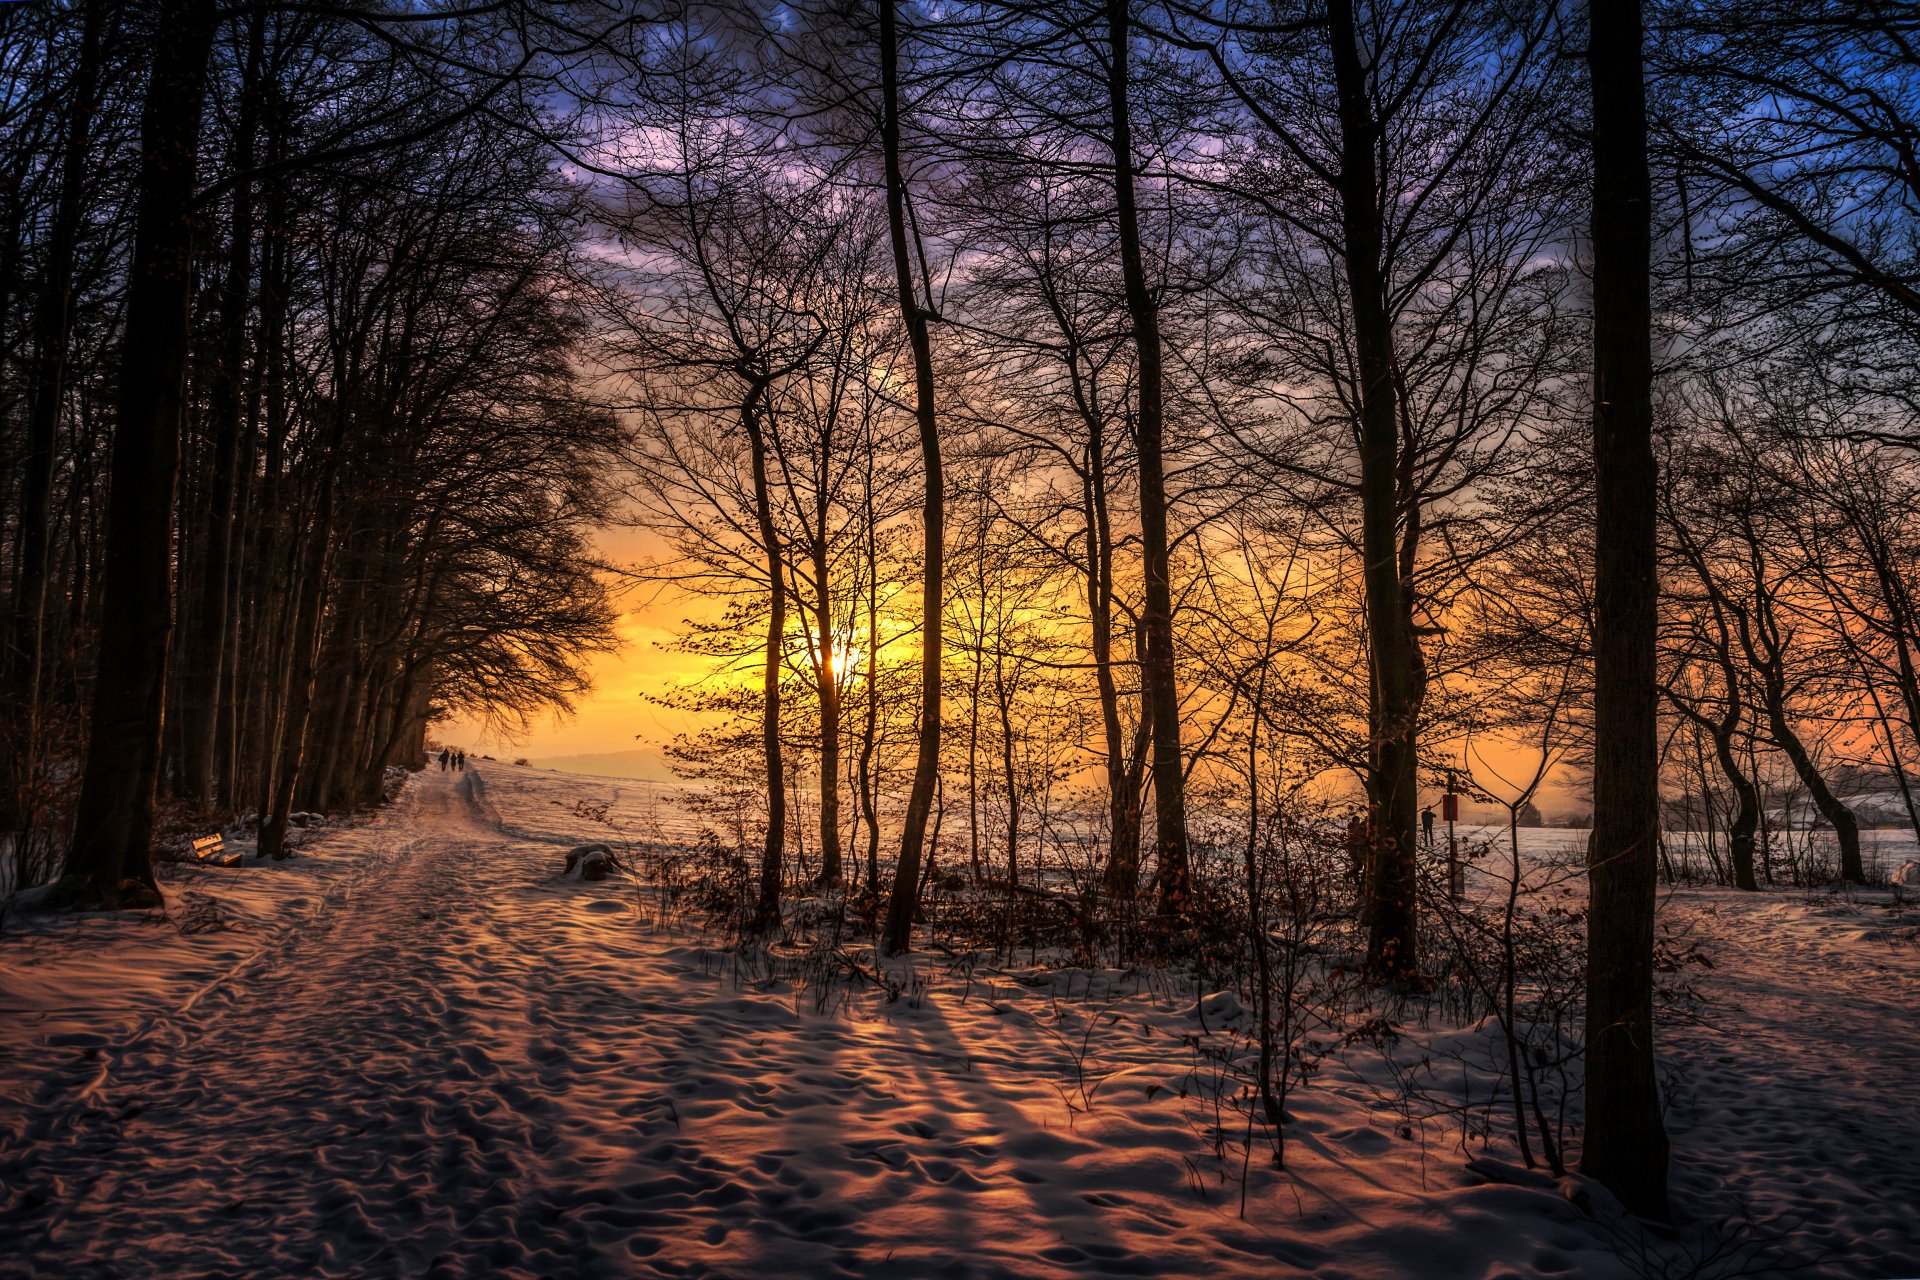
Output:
top-left (1, 762), bottom-right (1916, 1278)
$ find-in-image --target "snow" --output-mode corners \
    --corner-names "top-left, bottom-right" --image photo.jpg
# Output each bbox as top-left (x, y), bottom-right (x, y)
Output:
top-left (1, 763), bottom-right (1916, 1277)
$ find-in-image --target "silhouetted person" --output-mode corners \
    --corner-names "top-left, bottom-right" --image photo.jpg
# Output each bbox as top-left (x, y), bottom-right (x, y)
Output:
top-left (1422, 805), bottom-right (1436, 847)
top-left (438, 749), bottom-right (449, 772)
top-left (456, 750), bottom-right (466, 771)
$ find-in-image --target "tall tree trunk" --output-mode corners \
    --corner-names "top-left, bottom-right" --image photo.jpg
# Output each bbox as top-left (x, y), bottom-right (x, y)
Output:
top-left (744, 383), bottom-right (787, 932)
top-left (859, 473), bottom-right (883, 897)
top-left (236, 108), bottom-right (290, 809)
top-left (881, 0), bottom-right (945, 955)
top-left (59, 0), bottom-right (219, 906)
top-left (813, 541), bottom-right (843, 883)
top-left (1582, 0), bottom-right (1670, 1219)
top-left (258, 518), bottom-right (332, 862)
top-left (1088, 434), bottom-right (1142, 901)
top-left (1326, 0), bottom-right (1420, 979)
top-left (311, 642), bottom-right (367, 811)
top-left (244, 475), bottom-right (298, 821)
top-left (995, 650), bottom-right (1020, 887)
top-left (1108, 0), bottom-right (1190, 918)
top-left (218, 381), bottom-right (258, 803)
top-left (967, 596), bottom-right (985, 880)
top-left (258, 420), bottom-right (346, 862)
top-left (176, 7), bottom-right (263, 805)
top-left (0, 131), bottom-right (33, 466)
top-left (10, 0), bottom-right (106, 727)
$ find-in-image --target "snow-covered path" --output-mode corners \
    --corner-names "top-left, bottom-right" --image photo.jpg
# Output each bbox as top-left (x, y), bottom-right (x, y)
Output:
top-left (1656, 884), bottom-right (1920, 1271)
top-left (1, 765), bottom-right (1916, 1279)
top-left (1, 770), bottom-right (610, 1276)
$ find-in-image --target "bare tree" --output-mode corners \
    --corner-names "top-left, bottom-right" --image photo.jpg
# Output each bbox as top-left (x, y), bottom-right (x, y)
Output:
top-left (878, 0), bottom-right (948, 955)
top-left (53, 0), bottom-right (220, 906)
top-left (1582, 0), bottom-right (1670, 1220)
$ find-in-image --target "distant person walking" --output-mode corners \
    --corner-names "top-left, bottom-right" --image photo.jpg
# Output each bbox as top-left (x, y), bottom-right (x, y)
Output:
top-left (455, 750), bottom-right (466, 772)
top-left (1422, 804), bottom-right (1435, 848)
top-left (438, 749), bottom-right (449, 772)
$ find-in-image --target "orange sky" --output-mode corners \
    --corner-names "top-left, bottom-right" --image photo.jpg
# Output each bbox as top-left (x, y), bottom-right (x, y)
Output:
top-left (438, 524), bottom-right (708, 768)
top-left (439, 521), bottom-right (1584, 812)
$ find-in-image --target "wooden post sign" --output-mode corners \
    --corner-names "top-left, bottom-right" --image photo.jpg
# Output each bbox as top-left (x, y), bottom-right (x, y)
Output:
top-left (1443, 789), bottom-right (1463, 901)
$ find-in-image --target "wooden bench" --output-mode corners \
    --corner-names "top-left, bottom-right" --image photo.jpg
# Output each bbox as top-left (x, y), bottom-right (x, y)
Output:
top-left (191, 834), bottom-right (242, 868)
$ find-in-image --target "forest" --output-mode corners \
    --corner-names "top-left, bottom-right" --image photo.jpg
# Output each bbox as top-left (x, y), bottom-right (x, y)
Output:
top-left (3, 0), bottom-right (1919, 1273)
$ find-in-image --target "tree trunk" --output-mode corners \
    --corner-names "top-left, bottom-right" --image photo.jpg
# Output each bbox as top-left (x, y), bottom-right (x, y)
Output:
top-left (10, 0), bottom-right (105, 728)
top-left (1705, 604), bottom-right (1760, 891)
top-left (743, 383), bottom-right (787, 932)
top-left (1704, 712), bottom-right (1760, 891)
top-left (995, 650), bottom-right (1020, 887)
top-left (1325, 0), bottom-right (1420, 979)
top-left (1757, 682), bottom-right (1864, 882)
top-left (967, 597), bottom-right (985, 880)
top-left (60, 0), bottom-right (220, 906)
top-left (257, 553), bottom-right (327, 863)
top-left (1108, 0), bottom-right (1191, 918)
top-left (175, 6), bottom-right (262, 805)
top-left (1681, 594), bottom-right (1762, 892)
top-left (881, 0), bottom-right (945, 956)
top-left (1582, 0), bottom-right (1671, 1219)
top-left (235, 110), bottom-right (290, 809)
top-left (258, 442), bottom-right (342, 862)
top-left (813, 542), bottom-right (843, 883)
top-left (1088, 437), bottom-right (1143, 901)
top-left (859, 479), bottom-right (883, 897)
top-left (1732, 544), bottom-right (1867, 884)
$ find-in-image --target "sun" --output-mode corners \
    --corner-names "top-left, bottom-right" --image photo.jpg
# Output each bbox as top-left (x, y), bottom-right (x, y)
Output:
top-left (827, 642), bottom-right (863, 678)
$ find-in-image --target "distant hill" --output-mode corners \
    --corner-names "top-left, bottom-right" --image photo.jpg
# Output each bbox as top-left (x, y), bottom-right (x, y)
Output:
top-left (523, 747), bottom-right (676, 781)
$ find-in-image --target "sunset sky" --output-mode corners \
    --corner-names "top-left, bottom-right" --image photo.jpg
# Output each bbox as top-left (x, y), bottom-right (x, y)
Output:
top-left (441, 522), bottom-right (704, 770)
top-left (440, 522), bottom-right (1590, 815)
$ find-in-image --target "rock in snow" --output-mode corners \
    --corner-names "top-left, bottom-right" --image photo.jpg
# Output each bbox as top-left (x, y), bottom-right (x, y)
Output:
top-left (562, 842), bottom-right (615, 881)
top-left (1189, 988), bottom-right (1246, 1025)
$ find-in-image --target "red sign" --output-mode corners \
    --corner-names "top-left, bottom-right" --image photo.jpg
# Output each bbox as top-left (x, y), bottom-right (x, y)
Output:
top-left (1442, 794), bottom-right (1459, 822)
